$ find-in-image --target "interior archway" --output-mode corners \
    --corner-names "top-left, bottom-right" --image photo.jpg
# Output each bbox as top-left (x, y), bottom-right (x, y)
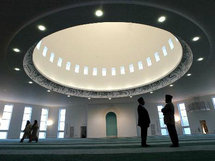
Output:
top-left (106, 112), bottom-right (118, 137)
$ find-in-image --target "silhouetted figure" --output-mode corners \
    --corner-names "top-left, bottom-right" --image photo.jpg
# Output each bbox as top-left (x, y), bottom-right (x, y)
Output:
top-left (162, 95), bottom-right (179, 147)
top-left (29, 120), bottom-right (39, 143)
top-left (20, 120), bottom-right (32, 143)
top-left (137, 97), bottom-right (150, 147)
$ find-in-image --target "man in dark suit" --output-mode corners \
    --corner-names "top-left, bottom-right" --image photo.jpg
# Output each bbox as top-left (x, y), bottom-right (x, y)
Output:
top-left (137, 97), bottom-right (150, 147)
top-left (162, 94), bottom-right (179, 147)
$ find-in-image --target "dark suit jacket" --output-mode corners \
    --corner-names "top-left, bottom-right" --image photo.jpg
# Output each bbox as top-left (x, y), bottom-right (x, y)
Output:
top-left (137, 104), bottom-right (150, 127)
top-left (161, 102), bottom-right (175, 125)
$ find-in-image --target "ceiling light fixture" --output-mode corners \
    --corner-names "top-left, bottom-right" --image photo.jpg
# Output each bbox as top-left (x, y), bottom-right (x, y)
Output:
top-left (108, 98), bottom-right (111, 100)
top-left (13, 48), bottom-right (20, 53)
top-left (38, 25), bottom-right (46, 31)
top-left (158, 16), bottom-right (166, 23)
top-left (28, 81), bottom-right (33, 84)
top-left (14, 68), bottom-right (20, 71)
top-left (88, 97), bottom-right (91, 100)
top-left (192, 36), bottom-right (200, 41)
top-left (187, 73), bottom-right (192, 77)
top-left (47, 90), bottom-right (51, 93)
top-left (95, 9), bottom-right (103, 17)
top-left (150, 91), bottom-right (153, 94)
top-left (170, 84), bottom-right (174, 87)
top-left (67, 95), bottom-right (70, 97)
top-left (129, 95), bottom-right (133, 98)
top-left (197, 57), bottom-right (204, 61)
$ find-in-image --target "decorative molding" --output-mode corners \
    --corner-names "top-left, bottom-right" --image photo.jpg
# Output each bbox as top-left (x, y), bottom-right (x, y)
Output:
top-left (23, 39), bottom-right (193, 98)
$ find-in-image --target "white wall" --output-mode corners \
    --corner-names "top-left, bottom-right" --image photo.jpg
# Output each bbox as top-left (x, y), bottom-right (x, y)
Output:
top-left (87, 101), bottom-right (163, 138)
top-left (174, 95), bottom-right (215, 135)
top-left (66, 104), bottom-right (87, 138)
top-left (0, 99), bottom-right (172, 139)
top-left (1, 94), bottom-right (215, 139)
top-left (87, 102), bottom-right (137, 138)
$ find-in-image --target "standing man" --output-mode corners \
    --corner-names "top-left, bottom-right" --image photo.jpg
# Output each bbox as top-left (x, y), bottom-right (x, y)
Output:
top-left (137, 97), bottom-right (150, 147)
top-left (162, 94), bottom-right (179, 147)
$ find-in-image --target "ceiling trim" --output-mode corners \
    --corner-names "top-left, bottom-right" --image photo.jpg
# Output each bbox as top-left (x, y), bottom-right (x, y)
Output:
top-left (23, 39), bottom-right (193, 98)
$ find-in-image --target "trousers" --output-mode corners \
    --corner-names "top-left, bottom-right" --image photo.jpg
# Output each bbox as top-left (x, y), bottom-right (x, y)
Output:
top-left (140, 126), bottom-right (148, 145)
top-left (167, 124), bottom-right (179, 145)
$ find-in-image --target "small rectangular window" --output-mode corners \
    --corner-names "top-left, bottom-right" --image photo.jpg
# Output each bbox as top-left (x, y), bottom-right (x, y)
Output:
top-left (84, 66), bottom-right (88, 75)
top-left (111, 67), bottom-right (116, 76)
top-left (154, 52), bottom-right (160, 62)
top-left (57, 109), bottom-right (66, 138)
top-left (66, 62), bottom-right (71, 71)
top-left (157, 105), bottom-right (168, 135)
top-left (138, 61), bottom-right (143, 70)
top-left (57, 132), bottom-right (64, 138)
top-left (92, 68), bottom-right (97, 76)
top-left (57, 58), bottom-right (63, 67)
top-left (49, 53), bottom-right (55, 63)
top-left (42, 46), bottom-right (48, 57)
top-left (162, 46), bottom-right (168, 56)
top-left (0, 132), bottom-right (7, 139)
top-left (102, 68), bottom-right (107, 76)
top-left (168, 38), bottom-right (174, 50)
top-left (146, 57), bottom-right (152, 66)
top-left (178, 103), bottom-right (191, 135)
top-left (36, 41), bottom-right (42, 50)
top-left (129, 64), bottom-right (134, 73)
top-left (212, 98), bottom-right (215, 109)
top-left (0, 105), bottom-right (13, 131)
top-left (39, 132), bottom-right (46, 139)
top-left (183, 127), bottom-right (191, 135)
top-left (157, 105), bottom-right (163, 112)
top-left (161, 129), bottom-right (168, 135)
top-left (120, 66), bottom-right (125, 75)
top-left (39, 108), bottom-right (49, 139)
top-left (75, 65), bottom-right (80, 73)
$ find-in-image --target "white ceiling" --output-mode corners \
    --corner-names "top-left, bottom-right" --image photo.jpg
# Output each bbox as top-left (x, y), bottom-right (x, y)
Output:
top-left (33, 22), bottom-right (182, 91)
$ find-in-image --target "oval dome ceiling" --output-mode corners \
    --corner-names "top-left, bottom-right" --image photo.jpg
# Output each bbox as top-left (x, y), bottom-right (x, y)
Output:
top-left (32, 22), bottom-right (183, 92)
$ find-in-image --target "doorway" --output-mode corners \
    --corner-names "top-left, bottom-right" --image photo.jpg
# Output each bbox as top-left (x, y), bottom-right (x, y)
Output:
top-left (200, 120), bottom-right (208, 134)
top-left (70, 126), bottom-right (74, 138)
top-left (106, 112), bottom-right (117, 137)
top-left (80, 126), bottom-right (87, 138)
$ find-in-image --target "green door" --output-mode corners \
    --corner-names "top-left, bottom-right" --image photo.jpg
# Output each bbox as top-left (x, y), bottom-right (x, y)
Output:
top-left (106, 112), bottom-right (117, 137)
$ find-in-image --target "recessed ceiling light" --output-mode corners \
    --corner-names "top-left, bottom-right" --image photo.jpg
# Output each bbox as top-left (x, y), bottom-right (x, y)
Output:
top-left (170, 84), bottom-right (174, 87)
top-left (67, 95), bottom-right (70, 97)
top-left (197, 57), bottom-right (204, 61)
top-left (95, 9), bottom-right (103, 17)
top-left (192, 36), bottom-right (200, 41)
top-left (88, 97), bottom-right (91, 100)
top-left (14, 67), bottom-right (20, 71)
top-left (187, 73), bottom-right (192, 77)
top-left (47, 90), bottom-right (51, 93)
top-left (150, 91), bottom-right (153, 94)
top-left (108, 98), bottom-right (111, 100)
top-left (129, 95), bottom-right (133, 98)
top-left (28, 81), bottom-right (33, 84)
top-left (38, 25), bottom-right (46, 31)
top-left (158, 16), bottom-right (166, 23)
top-left (13, 48), bottom-right (20, 53)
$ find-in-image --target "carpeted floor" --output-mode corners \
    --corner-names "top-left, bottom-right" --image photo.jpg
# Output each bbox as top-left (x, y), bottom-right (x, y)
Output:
top-left (0, 135), bottom-right (215, 161)
top-left (1, 151), bottom-right (215, 161)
